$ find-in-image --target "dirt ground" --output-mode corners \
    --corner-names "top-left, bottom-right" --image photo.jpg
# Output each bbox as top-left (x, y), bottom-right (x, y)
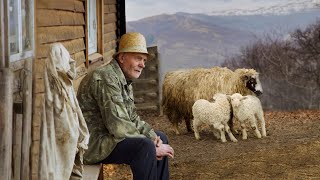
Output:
top-left (104, 110), bottom-right (320, 180)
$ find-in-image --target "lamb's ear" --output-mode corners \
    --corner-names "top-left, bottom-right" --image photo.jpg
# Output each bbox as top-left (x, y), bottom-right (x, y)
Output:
top-left (240, 96), bottom-right (248, 101)
top-left (226, 95), bottom-right (231, 102)
top-left (241, 75), bottom-right (250, 81)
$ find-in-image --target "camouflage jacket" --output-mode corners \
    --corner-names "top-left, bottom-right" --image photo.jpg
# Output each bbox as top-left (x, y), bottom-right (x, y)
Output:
top-left (77, 59), bottom-right (157, 164)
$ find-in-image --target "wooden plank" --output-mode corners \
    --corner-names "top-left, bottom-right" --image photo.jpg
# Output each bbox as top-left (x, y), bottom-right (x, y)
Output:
top-left (37, 38), bottom-right (86, 58)
top-left (103, 31), bottom-right (117, 44)
top-left (76, 63), bottom-right (87, 80)
top-left (12, 113), bottom-right (22, 180)
top-left (37, 0), bottom-right (85, 12)
top-left (103, 23), bottom-right (117, 33)
top-left (104, 0), bottom-right (117, 5)
top-left (103, 40), bottom-right (117, 53)
top-left (71, 51), bottom-right (86, 67)
top-left (37, 10), bottom-right (84, 27)
top-left (38, 26), bottom-right (85, 44)
top-left (21, 59), bottom-right (33, 180)
top-left (103, 49), bottom-right (116, 64)
top-left (104, 4), bottom-right (116, 13)
top-left (104, 13), bottom-right (117, 24)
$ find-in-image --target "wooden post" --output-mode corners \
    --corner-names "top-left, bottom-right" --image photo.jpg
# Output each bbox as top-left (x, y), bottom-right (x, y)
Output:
top-left (21, 59), bottom-right (33, 180)
top-left (0, 68), bottom-right (13, 180)
top-left (0, 0), bottom-right (13, 179)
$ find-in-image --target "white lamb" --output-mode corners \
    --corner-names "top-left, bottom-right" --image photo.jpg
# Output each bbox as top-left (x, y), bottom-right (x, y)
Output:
top-left (192, 93), bottom-right (238, 143)
top-left (229, 93), bottom-right (267, 139)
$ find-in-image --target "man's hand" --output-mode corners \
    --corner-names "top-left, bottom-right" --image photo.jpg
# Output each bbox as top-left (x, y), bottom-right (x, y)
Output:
top-left (154, 136), bottom-right (163, 147)
top-left (156, 144), bottom-right (174, 160)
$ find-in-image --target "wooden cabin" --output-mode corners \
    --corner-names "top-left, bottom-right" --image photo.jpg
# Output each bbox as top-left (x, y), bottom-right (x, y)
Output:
top-left (0, 0), bottom-right (160, 179)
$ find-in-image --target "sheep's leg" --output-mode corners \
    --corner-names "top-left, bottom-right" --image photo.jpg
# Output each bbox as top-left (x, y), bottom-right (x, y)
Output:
top-left (249, 118), bottom-right (261, 138)
top-left (173, 121), bottom-right (180, 135)
top-left (193, 119), bottom-right (201, 140)
top-left (224, 124), bottom-right (238, 142)
top-left (214, 123), bottom-right (227, 143)
top-left (256, 113), bottom-right (267, 137)
top-left (210, 126), bottom-right (220, 140)
top-left (240, 122), bottom-right (248, 140)
top-left (185, 118), bottom-right (193, 132)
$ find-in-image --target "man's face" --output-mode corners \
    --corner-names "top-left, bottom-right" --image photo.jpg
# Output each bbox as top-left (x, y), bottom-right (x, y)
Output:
top-left (118, 52), bottom-right (148, 79)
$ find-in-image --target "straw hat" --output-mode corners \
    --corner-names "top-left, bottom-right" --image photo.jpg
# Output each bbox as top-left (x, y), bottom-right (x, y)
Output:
top-left (113, 32), bottom-right (149, 59)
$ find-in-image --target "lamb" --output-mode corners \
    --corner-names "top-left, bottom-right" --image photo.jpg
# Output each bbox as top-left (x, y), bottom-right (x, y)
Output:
top-left (229, 93), bottom-right (267, 139)
top-left (161, 67), bottom-right (263, 135)
top-left (192, 93), bottom-right (238, 143)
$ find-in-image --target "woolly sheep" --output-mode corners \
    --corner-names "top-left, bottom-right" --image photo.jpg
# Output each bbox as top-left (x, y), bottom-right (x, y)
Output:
top-left (161, 67), bottom-right (263, 135)
top-left (229, 93), bottom-right (267, 139)
top-left (192, 93), bottom-right (238, 143)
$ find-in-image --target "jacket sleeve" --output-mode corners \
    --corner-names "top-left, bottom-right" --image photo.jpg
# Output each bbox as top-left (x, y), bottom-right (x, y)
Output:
top-left (91, 75), bottom-right (156, 140)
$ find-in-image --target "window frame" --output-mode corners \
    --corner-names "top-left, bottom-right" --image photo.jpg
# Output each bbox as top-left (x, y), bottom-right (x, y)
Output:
top-left (8, 0), bottom-right (34, 62)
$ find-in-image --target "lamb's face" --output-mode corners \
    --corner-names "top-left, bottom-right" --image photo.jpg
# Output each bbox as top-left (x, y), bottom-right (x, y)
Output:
top-left (230, 93), bottom-right (243, 107)
top-left (213, 93), bottom-right (227, 102)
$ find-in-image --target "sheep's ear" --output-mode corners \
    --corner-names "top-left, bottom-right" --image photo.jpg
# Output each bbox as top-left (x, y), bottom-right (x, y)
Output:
top-left (226, 95), bottom-right (231, 102)
top-left (241, 75), bottom-right (250, 81)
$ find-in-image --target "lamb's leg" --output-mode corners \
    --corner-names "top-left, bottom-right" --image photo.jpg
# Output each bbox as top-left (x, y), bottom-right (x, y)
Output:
top-left (249, 118), bottom-right (261, 138)
top-left (240, 122), bottom-right (248, 140)
top-left (210, 126), bottom-right (220, 140)
top-left (224, 124), bottom-right (238, 142)
top-left (173, 121), bottom-right (180, 135)
top-left (214, 123), bottom-right (227, 143)
top-left (193, 119), bottom-right (201, 140)
top-left (185, 118), bottom-right (193, 132)
top-left (256, 113), bottom-right (267, 137)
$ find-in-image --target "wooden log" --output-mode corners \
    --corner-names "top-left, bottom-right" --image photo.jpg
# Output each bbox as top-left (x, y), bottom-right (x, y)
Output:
top-left (103, 40), bottom-right (117, 53)
top-left (103, 50), bottom-right (116, 64)
top-left (37, 10), bottom-right (84, 27)
top-left (104, 0), bottom-right (117, 5)
top-left (103, 23), bottom-right (117, 33)
top-left (71, 51), bottom-right (86, 67)
top-left (38, 26), bottom-right (85, 44)
top-left (37, 0), bottom-right (85, 12)
top-left (104, 4), bottom-right (116, 13)
top-left (37, 38), bottom-right (85, 58)
top-left (103, 31), bottom-right (117, 44)
top-left (0, 68), bottom-right (13, 180)
top-left (104, 13), bottom-right (117, 24)
top-left (12, 112), bottom-right (22, 180)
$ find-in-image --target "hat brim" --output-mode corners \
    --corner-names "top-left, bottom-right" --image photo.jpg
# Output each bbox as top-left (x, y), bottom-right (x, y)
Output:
top-left (112, 51), bottom-right (155, 60)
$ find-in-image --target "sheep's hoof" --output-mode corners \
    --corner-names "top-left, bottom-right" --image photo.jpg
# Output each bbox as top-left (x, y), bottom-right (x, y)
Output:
top-left (231, 139), bottom-right (238, 143)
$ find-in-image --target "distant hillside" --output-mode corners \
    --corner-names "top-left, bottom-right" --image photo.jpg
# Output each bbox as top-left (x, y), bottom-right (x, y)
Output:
top-left (127, 10), bottom-right (320, 80)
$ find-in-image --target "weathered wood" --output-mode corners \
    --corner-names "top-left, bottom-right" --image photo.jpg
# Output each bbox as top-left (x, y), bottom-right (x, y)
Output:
top-left (71, 51), bottom-right (86, 67)
top-left (37, 10), bottom-right (85, 27)
top-left (76, 63), bottom-right (87, 80)
top-left (37, 38), bottom-right (86, 58)
top-left (103, 23), bottom-right (117, 33)
top-left (103, 40), bottom-right (117, 53)
top-left (12, 112), bottom-right (22, 180)
top-left (9, 59), bottom-right (27, 72)
top-left (21, 59), bottom-right (32, 180)
top-left (104, 4), bottom-right (116, 13)
top-left (104, 13), bottom-right (117, 24)
top-left (38, 26), bottom-right (85, 44)
top-left (73, 74), bottom-right (86, 93)
top-left (103, 49), bottom-right (116, 64)
top-left (37, 0), bottom-right (85, 12)
top-left (104, 0), bottom-right (117, 5)
top-left (103, 31), bottom-right (117, 44)
top-left (0, 68), bottom-right (13, 180)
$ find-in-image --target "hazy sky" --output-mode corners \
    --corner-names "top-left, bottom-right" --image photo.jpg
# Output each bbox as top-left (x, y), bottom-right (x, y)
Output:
top-left (126, 0), bottom-right (318, 21)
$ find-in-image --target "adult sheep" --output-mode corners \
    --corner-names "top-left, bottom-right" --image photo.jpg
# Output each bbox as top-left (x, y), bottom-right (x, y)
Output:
top-left (161, 67), bottom-right (263, 135)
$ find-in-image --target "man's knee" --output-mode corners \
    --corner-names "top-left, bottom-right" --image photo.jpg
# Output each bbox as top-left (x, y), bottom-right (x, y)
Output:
top-left (155, 131), bottom-right (168, 144)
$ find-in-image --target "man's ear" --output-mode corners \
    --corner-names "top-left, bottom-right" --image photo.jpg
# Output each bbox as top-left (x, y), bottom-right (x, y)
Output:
top-left (118, 53), bottom-right (125, 63)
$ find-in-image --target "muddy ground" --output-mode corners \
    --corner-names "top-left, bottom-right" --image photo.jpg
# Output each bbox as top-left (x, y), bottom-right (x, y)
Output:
top-left (104, 110), bottom-right (320, 180)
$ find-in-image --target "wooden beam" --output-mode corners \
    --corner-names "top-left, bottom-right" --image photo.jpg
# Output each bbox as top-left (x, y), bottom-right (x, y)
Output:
top-left (103, 23), bottom-right (117, 33)
top-left (104, 13), bottom-right (116, 24)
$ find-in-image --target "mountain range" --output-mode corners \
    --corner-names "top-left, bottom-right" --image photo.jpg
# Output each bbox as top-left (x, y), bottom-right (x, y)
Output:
top-left (127, 9), bottom-right (320, 81)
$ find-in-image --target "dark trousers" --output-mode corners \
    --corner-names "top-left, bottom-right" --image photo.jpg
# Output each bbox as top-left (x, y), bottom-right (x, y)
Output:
top-left (102, 131), bottom-right (170, 180)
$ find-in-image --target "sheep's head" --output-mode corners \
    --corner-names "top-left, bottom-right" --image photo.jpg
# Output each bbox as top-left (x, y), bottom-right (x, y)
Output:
top-left (212, 93), bottom-right (227, 102)
top-left (230, 93), bottom-right (246, 108)
top-left (237, 69), bottom-right (263, 96)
